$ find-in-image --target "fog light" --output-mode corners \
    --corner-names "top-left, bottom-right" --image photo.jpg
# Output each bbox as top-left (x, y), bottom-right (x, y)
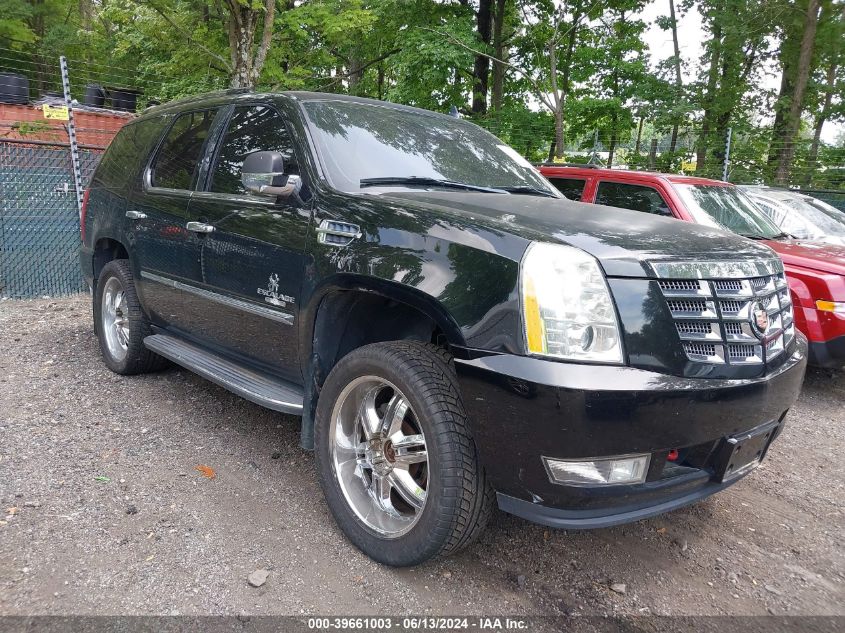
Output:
top-left (543, 454), bottom-right (650, 486)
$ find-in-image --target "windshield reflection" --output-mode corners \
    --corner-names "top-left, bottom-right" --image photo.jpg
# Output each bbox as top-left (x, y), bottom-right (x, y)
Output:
top-left (301, 100), bottom-right (558, 196)
top-left (675, 185), bottom-right (782, 239)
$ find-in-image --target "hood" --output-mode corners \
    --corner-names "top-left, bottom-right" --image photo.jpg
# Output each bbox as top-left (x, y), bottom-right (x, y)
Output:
top-left (764, 238), bottom-right (845, 276)
top-left (380, 191), bottom-right (779, 278)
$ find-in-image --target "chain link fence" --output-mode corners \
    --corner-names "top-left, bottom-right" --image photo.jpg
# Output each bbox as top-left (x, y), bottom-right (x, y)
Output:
top-left (0, 140), bottom-right (102, 298)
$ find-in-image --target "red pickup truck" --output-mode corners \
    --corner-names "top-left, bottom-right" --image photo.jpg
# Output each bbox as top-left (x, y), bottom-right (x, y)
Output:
top-left (539, 165), bottom-right (845, 368)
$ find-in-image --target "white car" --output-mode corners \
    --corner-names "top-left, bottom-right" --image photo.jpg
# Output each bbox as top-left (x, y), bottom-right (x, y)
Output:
top-left (740, 185), bottom-right (845, 246)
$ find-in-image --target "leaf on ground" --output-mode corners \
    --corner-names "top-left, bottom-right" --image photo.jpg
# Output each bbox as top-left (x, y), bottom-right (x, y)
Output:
top-left (195, 465), bottom-right (216, 479)
top-left (94, 476), bottom-right (110, 483)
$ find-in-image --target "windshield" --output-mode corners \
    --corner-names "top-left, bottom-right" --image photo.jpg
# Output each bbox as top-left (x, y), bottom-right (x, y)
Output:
top-left (301, 99), bottom-right (559, 196)
top-left (674, 184), bottom-right (782, 239)
top-left (779, 197), bottom-right (845, 240)
top-left (804, 196), bottom-right (845, 222)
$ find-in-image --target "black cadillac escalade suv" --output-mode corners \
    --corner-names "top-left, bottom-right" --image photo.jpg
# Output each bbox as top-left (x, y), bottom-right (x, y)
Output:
top-left (81, 91), bottom-right (807, 566)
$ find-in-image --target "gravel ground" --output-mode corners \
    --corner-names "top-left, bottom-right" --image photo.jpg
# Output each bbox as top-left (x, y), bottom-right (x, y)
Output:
top-left (0, 295), bottom-right (843, 618)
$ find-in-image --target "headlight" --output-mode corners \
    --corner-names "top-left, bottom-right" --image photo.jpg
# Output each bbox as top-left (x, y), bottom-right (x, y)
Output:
top-left (520, 242), bottom-right (624, 363)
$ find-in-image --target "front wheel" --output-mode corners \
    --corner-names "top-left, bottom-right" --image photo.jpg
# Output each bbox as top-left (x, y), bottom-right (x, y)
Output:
top-left (314, 341), bottom-right (494, 566)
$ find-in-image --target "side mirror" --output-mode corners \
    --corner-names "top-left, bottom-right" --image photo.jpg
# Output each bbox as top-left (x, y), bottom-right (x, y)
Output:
top-left (241, 151), bottom-right (301, 199)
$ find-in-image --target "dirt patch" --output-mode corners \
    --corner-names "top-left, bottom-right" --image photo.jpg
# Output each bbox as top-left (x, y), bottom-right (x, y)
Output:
top-left (0, 295), bottom-right (842, 618)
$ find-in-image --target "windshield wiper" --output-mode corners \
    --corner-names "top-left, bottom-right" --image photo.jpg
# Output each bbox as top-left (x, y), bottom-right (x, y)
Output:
top-left (738, 234), bottom-right (770, 240)
top-left (360, 176), bottom-right (506, 194)
top-left (498, 185), bottom-right (558, 198)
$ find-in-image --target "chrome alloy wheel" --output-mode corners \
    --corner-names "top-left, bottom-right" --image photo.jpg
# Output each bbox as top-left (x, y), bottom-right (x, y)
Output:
top-left (101, 276), bottom-right (129, 361)
top-left (330, 376), bottom-right (429, 537)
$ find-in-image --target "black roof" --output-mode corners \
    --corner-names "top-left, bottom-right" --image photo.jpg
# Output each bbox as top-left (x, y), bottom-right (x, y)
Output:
top-left (138, 89), bottom-right (457, 122)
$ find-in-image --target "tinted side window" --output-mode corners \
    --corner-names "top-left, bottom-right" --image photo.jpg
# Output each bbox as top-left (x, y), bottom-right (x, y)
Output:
top-left (151, 109), bottom-right (217, 190)
top-left (95, 117), bottom-right (168, 189)
top-left (595, 181), bottom-right (671, 216)
top-left (210, 106), bottom-right (298, 195)
top-left (547, 177), bottom-right (586, 200)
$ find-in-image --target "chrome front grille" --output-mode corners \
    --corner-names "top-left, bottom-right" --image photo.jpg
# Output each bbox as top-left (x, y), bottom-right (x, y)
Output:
top-left (658, 272), bottom-right (795, 365)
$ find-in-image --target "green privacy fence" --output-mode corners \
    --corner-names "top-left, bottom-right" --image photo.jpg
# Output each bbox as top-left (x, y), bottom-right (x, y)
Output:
top-left (0, 140), bottom-right (102, 298)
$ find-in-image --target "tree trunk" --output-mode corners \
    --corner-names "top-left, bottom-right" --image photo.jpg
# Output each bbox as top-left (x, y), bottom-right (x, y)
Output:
top-left (608, 23), bottom-right (622, 169)
top-left (713, 44), bottom-right (738, 151)
top-left (668, 0), bottom-right (683, 152)
top-left (771, 0), bottom-right (821, 186)
top-left (226, 0), bottom-right (276, 89)
top-left (79, 0), bottom-right (94, 32)
top-left (553, 107), bottom-right (564, 161)
top-left (806, 62), bottom-right (837, 182)
top-left (607, 135), bottom-right (617, 168)
top-left (635, 115), bottom-right (644, 154)
top-left (347, 53), bottom-right (364, 95)
top-left (491, 0), bottom-right (508, 111)
top-left (550, 13), bottom-right (581, 159)
top-left (696, 11), bottom-right (722, 174)
top-left (472, 0), bottom-right (494, 114)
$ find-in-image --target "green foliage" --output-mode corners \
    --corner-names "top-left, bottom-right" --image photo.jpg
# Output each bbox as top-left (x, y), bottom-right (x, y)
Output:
top-left (0, 0), bottom-right (36, 46)
top-left (0, 0), bottom-right (842, 188)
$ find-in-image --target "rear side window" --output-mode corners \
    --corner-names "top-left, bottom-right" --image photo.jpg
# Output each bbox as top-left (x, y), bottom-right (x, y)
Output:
top-left (547, 177), bottom-right (586, 200)
top-left (150, 109), bottom-right (218, 190)
top-left (94, 117), bottom-right (168, 190)
top-left (595, 181), bottom-right (672, 216)
top-left (209, 106), bottom-right (298, 195)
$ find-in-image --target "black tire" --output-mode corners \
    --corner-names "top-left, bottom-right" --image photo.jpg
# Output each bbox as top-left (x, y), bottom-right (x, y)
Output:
top-left (93, 259), bottom-right (168, 375)
top-left (314, 341), bottom-right (495, 566)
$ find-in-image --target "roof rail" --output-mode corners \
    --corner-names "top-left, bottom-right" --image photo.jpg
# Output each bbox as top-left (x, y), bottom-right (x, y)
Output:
top-left (535, 162), bottom-right (602, 169)
top-left (142, 88), bottom-right (253, 114)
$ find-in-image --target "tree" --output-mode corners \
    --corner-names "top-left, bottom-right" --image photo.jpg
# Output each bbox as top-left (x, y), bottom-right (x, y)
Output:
top-left (224, 0), bottom-right (277, 88)
top-left (768, 0), bottom-right (823, 185)
top-left (691, 0), bottom-right (775, 177)
top-left (471, 0), bottom-right (493, 113)
top-left (0, 0), bottom-right (35, 47)
top-left (664, 0), bottom-right (683, 150)
top-left (490, 0), bottom-right (515, 111)
top-left (567, 0), bottom-right (648, 166)
top-left (804, 2), bottom-right (845, 181)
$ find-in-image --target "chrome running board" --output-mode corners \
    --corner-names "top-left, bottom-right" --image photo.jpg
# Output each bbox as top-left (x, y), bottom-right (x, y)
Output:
top-left (144, 334), bottom-right (304, 415)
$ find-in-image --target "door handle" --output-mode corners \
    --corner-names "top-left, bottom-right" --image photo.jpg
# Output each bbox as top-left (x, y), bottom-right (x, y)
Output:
top-left (186, 221), bottom-right (215, 234)
top-left (125, 210), bottom-right (147, 220)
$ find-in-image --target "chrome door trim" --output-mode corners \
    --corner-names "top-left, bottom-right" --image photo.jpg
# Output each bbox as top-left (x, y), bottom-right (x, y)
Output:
top-left (140, 271), bottom-right (294, 326)
top-left (190, 190), bottom-right (278, 207)
top-left (142, 167), bottom-right (194, 199)
top-left (649, 259), bottom-right (784, 279)
top-left (186, 221), bottom-right (215, 233)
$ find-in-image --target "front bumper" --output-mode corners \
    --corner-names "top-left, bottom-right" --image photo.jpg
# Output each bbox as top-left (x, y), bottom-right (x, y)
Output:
top-left (807, 334), bottom-right (845, 369)
top-left (794, 303), bottom-right (845, 368)
top-left (453, 335), bottom-right (807, 529)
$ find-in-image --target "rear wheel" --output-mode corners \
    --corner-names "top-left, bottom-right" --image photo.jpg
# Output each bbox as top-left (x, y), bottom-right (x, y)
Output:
top-left (314, 341), bottom-right (494, 566)
top-left (93, 259), bottom-right (167, 375)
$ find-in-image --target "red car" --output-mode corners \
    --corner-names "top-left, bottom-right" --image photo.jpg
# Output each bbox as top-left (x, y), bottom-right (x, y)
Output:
top-left (539, 165), bottom-right (845, 368)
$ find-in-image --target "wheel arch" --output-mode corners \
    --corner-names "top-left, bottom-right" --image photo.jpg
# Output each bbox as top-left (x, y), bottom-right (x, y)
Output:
top-left (92, 237), bottom-right (130, 287)
top-left (297, 275), bottom-right (467, 450)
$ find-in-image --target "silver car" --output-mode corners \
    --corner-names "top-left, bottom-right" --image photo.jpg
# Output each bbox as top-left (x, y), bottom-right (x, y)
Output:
top-left (740, 185), bottom-right (845, 246)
